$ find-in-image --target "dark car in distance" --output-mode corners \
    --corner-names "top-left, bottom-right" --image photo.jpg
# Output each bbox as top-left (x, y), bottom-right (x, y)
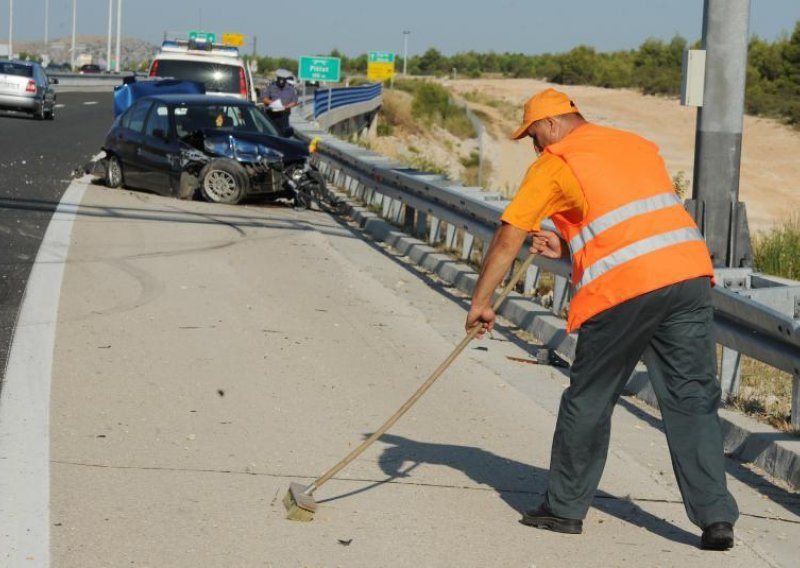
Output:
top-left (102, 94), bottom-right (323, 206)
top-left (79, 63), bottom-right (102, 74)
top-left (0, 60), bottom-right (58, 119)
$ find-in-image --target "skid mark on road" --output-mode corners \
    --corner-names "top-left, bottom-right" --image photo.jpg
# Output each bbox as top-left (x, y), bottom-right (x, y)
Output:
top-left (89, 258), bottom-right (167, 317)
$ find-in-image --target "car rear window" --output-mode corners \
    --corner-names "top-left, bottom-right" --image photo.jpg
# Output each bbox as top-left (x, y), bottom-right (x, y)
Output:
top-left (152, 60), bottom-right (240, 94)
top-left (0, 62), bottom-right (33, 77)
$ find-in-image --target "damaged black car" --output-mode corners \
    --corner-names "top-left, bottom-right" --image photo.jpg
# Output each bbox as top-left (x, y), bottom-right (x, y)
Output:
top-left (100, 93), bottom-right (325, 207)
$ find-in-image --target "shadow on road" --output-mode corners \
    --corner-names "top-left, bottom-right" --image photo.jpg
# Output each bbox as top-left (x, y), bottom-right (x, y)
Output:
top-left (319, 433), bottom-right (698, 548)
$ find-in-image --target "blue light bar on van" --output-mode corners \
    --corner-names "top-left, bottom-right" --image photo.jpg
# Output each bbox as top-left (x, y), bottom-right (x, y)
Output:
top-left (159, 39), bottom-right (239, 57)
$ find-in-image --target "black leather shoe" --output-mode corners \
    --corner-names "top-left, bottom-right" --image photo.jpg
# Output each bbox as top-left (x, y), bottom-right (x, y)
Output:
top-left (520, 504), bottom-right (583, 534)
top-left (701, 521), bottom-right (734, 550)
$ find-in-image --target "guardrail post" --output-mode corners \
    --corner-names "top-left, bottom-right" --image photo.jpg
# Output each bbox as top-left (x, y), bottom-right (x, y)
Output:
top-left (371, 188), bottom-right (383, 210)
top-left (445, 224), bottom-right (457, 250)
top-left (382, 196), bottom-right (393, 219)
top-left (354, 181), bottom-right (366, 201)
top-left (523, 265), bottom-right (541, 296)
top-left (415, 211), bottom-right (428, 238)
top-left (552, 275), bottom-right (570, 316)
top-left (346, 175), bottom-right (357, 194)
top-left (428, 217), bottom-right (441, 245)
top-left (389, 199), bottom-right (404, 225)
top-left (404, 205), bottom-right (416, 232)
top-left (462, 233), bottom-right (475, 261)
top-left (719, 347), bottom-right (742, 402)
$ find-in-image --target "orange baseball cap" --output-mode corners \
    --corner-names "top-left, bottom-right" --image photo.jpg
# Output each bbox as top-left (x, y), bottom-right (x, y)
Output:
top-left (511, 88), bottom-right (580, 140)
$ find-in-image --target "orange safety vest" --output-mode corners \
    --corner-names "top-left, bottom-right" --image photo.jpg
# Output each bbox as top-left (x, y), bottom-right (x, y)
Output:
top-left (545, 123), bottom-right (714, 332)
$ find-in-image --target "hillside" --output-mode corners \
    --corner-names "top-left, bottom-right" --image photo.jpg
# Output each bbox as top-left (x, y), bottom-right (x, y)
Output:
top-left (13, 36), bottom-right (157, 69)
top-left (371, 78), bottom-right (800, 234)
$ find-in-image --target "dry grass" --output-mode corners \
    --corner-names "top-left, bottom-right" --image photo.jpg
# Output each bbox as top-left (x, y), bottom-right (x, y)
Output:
top-left (380, 89), bottom-right (419, 135)
top-left (724, 355), bottom-right (797, 435)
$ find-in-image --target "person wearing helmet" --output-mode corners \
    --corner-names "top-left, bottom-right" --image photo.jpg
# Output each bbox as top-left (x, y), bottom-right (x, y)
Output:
top-left (260, 68), bottom-right (298, 136)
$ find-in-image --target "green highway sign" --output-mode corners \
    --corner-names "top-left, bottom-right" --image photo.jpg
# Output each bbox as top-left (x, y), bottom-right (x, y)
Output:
top-left (368, 51), bottom-right (395, 64)
top-left (189, 30), bottom-right (216, 43)
top-left (298, 56), bottom-right (341, 82)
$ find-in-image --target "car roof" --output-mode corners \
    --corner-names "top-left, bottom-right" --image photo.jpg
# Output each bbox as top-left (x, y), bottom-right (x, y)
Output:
top-left (0, 59), bottom-right (37, 67)
top-left (152, 51), bottom-right (245, 67)
top-left (134, 94), bottom-right (254, 105)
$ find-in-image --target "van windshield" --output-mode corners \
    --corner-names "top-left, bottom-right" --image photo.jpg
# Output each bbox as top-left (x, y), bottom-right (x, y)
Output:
top-left (154, 60), bottom-right (241, 94)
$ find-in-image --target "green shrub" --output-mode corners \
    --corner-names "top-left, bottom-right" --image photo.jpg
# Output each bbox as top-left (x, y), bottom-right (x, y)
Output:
top-left (753, 215), bottom-right (800, 279)
top-left (409, 82), bottom-right (477, 138)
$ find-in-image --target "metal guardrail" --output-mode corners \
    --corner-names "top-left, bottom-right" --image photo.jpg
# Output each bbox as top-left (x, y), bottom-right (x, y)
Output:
top-left (292, 117), bottom-right (800, 428)
top-left (313, 83), bottom-right (382, 118)
top-left (48, 71), bottom-right (146, 92)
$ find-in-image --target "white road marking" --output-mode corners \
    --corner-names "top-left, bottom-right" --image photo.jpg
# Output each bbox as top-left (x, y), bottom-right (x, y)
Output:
top-left (54, 104), bottom-right (65, 108)
top-left (0, 180), bottom-right (87, 568)
top-left (82, 101), bottom-right (98, 105)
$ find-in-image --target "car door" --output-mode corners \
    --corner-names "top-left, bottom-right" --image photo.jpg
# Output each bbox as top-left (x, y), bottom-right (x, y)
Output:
top-left (39, 66), bottom-right (56, 111)
top-left (111, 100), bottom-right (152, 188)
top-left (137, 102), bottom-right (181, 195)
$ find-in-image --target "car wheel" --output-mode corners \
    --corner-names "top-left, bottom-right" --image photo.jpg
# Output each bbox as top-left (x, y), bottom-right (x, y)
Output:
top-left (294, 187), bottom-right (312, 210)
top-left (105, 155), bottom-right (124, 188)
top-left (44, 105), bottom-right (55, 120)
top-left (199, 159), bottom-right (248, 204)
top-left (34, 103), bottom-right (45, 120)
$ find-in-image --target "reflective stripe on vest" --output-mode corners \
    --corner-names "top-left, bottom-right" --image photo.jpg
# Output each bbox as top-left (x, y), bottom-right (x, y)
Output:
top-left (569, 192), bottom-right (682, 255)
top-left (574, 226), bottom-right (705, 291)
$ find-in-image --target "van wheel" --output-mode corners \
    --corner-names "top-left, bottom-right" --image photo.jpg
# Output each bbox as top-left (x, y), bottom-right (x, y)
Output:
top-left (200, 159), bottom-right (248, 204)
top-left (105, 155), bottom-right (124, 188)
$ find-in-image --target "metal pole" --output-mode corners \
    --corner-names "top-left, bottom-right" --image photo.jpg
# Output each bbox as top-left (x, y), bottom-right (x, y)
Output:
top-left (689, 0), bottom-right (753, 268)
top-left (115, 0), bottom-right (122, 72)
top-left (8, 0), bottom-right (12, 59)
top-left (70, 0), bottom-right (76, 70)
top-left (106, 0), bottom-right (112, 72)
top-left (402, 30), bottom-right (410, 76)
top-left (44, 0), bottom-right (49, 49)
top-left (477, 124), bottom-right (483, 187)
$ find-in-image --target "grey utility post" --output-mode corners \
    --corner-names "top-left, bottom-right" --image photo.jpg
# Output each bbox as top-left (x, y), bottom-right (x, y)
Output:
top-left (687, 0), bottom-right (754, 268)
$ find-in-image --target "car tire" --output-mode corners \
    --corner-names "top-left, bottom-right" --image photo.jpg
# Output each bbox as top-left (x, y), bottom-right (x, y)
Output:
top-left (105, 155), bottom-right (124, 188)
top-left (44, 104), bottom-right (55, 120)
top-left (199, 159), bottom-right (248, 205)
top-left (34, 103), bottom-right (45, 120)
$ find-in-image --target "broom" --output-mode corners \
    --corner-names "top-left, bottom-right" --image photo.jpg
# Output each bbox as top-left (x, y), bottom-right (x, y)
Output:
top-left (283, 253), bottom-right (536, 521)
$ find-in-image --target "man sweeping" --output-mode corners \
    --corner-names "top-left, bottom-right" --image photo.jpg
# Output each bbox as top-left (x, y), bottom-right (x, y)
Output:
top-left (465, 88), bottom-right (739, 550)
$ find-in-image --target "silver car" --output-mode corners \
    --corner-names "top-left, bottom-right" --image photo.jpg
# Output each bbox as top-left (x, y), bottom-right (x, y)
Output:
top-left (0, 60), bottom-right (58, 120)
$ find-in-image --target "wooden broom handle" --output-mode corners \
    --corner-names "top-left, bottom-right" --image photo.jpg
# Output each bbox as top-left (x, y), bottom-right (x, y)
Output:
top-left (306, 253), bottom-right (537, 495)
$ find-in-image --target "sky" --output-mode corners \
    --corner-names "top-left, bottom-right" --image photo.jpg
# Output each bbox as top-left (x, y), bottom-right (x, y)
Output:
top-left (2, 0), bottom-right (800, 58)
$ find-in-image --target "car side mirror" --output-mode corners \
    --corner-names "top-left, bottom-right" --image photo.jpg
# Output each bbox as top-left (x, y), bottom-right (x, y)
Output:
top-left (49, 77), bottom-right (59, 85)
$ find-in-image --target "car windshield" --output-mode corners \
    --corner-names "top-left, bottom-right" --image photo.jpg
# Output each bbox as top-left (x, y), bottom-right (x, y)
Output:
top-left (153, 60), bottom-right (241, 94)
top-left (174, 102), bottom-right (280, 138)
top-left (0, 62), bottom-right (33, 77)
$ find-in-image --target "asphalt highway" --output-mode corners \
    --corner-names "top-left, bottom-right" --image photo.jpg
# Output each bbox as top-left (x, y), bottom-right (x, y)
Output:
top-left (0, 91), bottom-right (114, 384)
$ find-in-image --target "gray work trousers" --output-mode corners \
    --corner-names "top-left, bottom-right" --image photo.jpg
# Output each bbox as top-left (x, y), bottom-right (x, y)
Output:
top-left (544, 277), bottom-right (739, 528)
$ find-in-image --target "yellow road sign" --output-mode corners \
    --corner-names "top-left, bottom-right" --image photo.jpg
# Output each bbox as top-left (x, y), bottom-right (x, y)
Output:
top-left (222, 33), bottom-right (245, 47)
top-left (367, 61), bottom-right (395, 81)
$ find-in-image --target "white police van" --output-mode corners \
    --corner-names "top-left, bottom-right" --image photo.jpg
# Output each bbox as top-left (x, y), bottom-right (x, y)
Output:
top-left (148, 32), bottom-right (258, 103)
